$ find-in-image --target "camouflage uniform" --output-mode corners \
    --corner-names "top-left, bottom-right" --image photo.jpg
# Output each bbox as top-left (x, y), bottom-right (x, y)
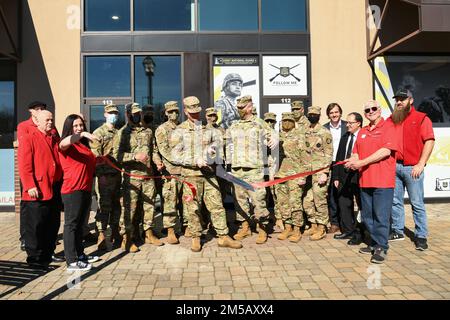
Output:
top-left (303, 107), bottom-right (333, 226)
top-left (90, 119), bottom-right (121, 234)
top-left (214, 74), bottom-right (243, 130)
top-left (263, 112), bottom-right (280, 220)
top-left (155, 101), bottom-right (185, 230)
top-left (274, 115), bottom-right (308, 227)
top-left (112, 105), bottom-right (162, 237)
top-left (226, 97), bottom-right (275, 226)
top-left (171, 98), bottom-right (229, 239)
top-left (291, 100), bottom-right (310, 132)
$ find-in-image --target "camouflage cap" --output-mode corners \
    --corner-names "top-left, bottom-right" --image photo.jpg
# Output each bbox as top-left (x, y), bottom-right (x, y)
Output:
top-left (307, 106), bottom-right (321, 115)
top-left (291, 100), bottom-right (304, 110)
top-left (127, 102), bottom-right (142, 114)
top-left (183, 96), bottom-right (201, 113)
top-left (142, 104), bottom-right (154, 112)
top-left (281, 112), bottom-right (295, 122)
top-left (205, 107), bottom-right (217, 116)
top-left (104, 103), bottom-right (119, 113)
top-left (164, 101), bottom-right (179, 113)
top-left (236, 95), bottom-right (252, 108)
top-left (264, 112), bottom-right (277, 122)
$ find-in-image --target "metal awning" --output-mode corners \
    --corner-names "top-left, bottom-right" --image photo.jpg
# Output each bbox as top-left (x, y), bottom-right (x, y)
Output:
top-left (367, 0), bottom-right (450, 61)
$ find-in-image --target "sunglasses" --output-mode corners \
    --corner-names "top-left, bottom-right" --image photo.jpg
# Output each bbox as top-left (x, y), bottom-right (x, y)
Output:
top-left (364, 107), bottom-right (379, 114)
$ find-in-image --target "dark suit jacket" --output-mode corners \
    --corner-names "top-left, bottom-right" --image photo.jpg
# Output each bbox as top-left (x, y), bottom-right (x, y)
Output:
top-left (331, 131), bottom-right (359, 192)
top-left (324, 120), bottom-right (348, 138)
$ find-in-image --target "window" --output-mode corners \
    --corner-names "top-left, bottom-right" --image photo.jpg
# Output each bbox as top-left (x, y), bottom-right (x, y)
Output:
top-left (89, 105), bottom-right (127, 132)
top-left (134, 56), bottom-right (182, 124)
top-left (0, 81), bottom-right (14, 148)
top-left (261, 0), bottom-right (307, 31)
top-left (381, 56), bottom-right (450, 124)
top-left (85, 56), bottom-right (131, 97)
top-left (134, 0), bottom-right (193, 31)
top-left (84, 0), bottom-right (130, 31)
top-left (198, 0), bottom-right (258, 31)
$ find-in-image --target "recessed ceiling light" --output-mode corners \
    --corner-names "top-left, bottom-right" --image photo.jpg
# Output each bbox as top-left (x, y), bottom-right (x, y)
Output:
top-left (112, 16), bottom-right (120, 20)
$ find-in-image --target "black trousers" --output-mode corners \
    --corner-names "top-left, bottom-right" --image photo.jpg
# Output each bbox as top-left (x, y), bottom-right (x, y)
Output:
top-left (337, 181), bottom-right (362, 234)
top-left (62, 190), bottom-right (91, 264)
top-left (22, 199), bottom-right (60, 263)
top-left (327, 177), bottom-right (340, 226)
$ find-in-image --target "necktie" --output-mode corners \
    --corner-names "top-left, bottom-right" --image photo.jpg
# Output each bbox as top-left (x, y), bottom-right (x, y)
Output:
top-left (345, 134), bottom-right (354, 159)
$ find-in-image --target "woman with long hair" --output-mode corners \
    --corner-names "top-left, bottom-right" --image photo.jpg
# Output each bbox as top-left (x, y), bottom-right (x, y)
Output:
top-left (59, 114), bottom-right (99, 271)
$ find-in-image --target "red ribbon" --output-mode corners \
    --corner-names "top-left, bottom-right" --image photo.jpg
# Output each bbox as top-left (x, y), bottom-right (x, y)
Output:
top-left (251, 161), bottom-right (346, 189)
top-left (97, 156), bottom-right (196, 201)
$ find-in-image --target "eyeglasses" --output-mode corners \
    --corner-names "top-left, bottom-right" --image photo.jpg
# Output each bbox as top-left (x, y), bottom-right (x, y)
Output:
top-left (364, 107), bottom-right (379, 114)
top-left (347, 121), bottom-right (359, 125)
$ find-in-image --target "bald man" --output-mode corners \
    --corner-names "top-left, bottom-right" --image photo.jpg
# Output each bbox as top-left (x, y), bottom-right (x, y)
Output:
top-left (18, 110), bottom-right (63, 266)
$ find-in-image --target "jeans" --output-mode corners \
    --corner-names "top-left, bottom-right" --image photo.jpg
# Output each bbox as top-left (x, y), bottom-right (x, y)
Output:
top-left (62, 191), bottom-right (91, 265)
top-left (360, 188), bottom-right (394, 251)
top-left (391, 163), bottom-right (427, 239)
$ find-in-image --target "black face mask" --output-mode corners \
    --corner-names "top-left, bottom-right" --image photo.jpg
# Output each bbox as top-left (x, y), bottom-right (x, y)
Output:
top-left (307, 115), bottom-right (320, 124)
top-left (143, 115), bottom-right (153, 124)
top-left (131, 113), bottom-right (141, 124)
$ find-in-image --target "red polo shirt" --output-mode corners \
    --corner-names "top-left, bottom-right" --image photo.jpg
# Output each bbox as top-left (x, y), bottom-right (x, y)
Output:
top-left (353, 117), bottom-right (398, 188)
top-left (59, 142), bottom-right (96, 194)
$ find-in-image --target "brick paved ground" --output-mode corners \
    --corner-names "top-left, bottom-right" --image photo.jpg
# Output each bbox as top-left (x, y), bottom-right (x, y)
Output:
top-left (0, 203), bottom-right (449, 300)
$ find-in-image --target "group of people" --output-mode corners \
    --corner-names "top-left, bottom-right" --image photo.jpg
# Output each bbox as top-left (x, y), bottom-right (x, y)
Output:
top-left (17, 87), bottom-right (434, 270)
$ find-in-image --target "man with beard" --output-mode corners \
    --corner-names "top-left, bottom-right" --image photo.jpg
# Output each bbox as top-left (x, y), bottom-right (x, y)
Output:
top-left (214, 73), bottom-right (243, 129)
top-left (388, 89), bottom-right (435, 251)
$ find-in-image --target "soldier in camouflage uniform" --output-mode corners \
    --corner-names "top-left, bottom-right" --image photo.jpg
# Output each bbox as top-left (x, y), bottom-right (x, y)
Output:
top-left (275, 113), bottom-right (308, 243)
top-left (303, 106), bottom-right (333, 241)
top-left (90, 104), bottom-right (122, 250)
top-left (263, 112), bottom-right (283, 231)
top-left (226, 96), bottom-right (279, 244)
top-left (214, 73), bottom-right (243, 129)
top-left (291, 100), bottom-right (310, 131)
top-left (171, 96), bottom-right (242, 252)
top-left (112, 103), bottom-right (165, 253)
top-left (155, 101), bottom-right (185, 244)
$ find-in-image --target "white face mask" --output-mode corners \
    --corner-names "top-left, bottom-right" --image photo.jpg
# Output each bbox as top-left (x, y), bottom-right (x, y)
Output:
top-left (106, 113), bottom-right (118, 125)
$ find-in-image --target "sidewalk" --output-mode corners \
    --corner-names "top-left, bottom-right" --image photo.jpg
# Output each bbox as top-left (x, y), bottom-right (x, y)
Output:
top-left (0, 203), bottom-right (449, 300)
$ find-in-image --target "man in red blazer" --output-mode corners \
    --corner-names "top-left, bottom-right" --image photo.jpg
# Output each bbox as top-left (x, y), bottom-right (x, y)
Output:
top-left (18, 110), bottom-right (63, 266)
top-left (17, 101), bottom-right (60, 252)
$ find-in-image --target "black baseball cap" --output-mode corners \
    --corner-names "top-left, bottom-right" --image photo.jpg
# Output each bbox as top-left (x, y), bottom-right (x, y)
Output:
top-left (393, 89), bottom-right (412, 99)
top-left (27, 101), bottom-right (47, 109)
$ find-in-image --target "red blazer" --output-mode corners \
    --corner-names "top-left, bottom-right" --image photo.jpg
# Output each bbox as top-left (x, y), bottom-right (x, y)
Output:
top-left (18, 129), bottom-right (62, 201)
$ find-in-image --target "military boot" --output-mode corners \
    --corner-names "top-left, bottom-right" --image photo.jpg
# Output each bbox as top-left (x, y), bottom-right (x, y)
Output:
top-left (110, 227), bottom-right (122, 247)
top-left (167, 227), bottom-right (179, 245)
top-left (184, 226), bottom-right (192, 238)
top-left (303, 223), bottom-right (317, 236)
top-left (288, 226), bottom-right (302, 243)
top-left (277, 224), bottom-right (293, 240)
top-left (97, 231), bottom-right (107, 251)
top-left (218, 235), bottom-right (242, 249)
top-left (191, 237), bottom-right (201, 252)
top-left (121, 234), bottom-right (139, 253)
top-left (310, 224), bottom-right (327, 241)
top-left (256, 224), bottom-right (268, 244)
top-left (145, 229), bottom-right (164, 246)
top-left (233, 221), bottom-right (252, 240)
top-left (275, 219), bottom-right (285, 231)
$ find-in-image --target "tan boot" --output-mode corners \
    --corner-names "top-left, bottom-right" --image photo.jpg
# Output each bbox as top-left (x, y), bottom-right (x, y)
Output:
top-left (129, 241), bottom-right (139, 253)
top-left (97, 231), bottom-right (107, 251)
top-left (145, 229), bottom-right (164, 246)
top-left (310, 224), bottom-right (326, 241)
top-left (277, 224), bottom-right (293, 240)
top-left (167, 227), bottom-right (179, 245)
top-left (121, 233), bottom-right (139, 253)
top-left (110, 227), bottom-right (122, 247)
top-left (288, 226), bottom-right (302, 243)
top-left (233, 221), bottom-right (252, 240)
top-left (191, 237), bottom-right (201, 252)
top-left (218, 235), bottom-right (242, 249)
top-left (184, 226), bottom-right (192, 238)
top-left (303, 223), bottom-right (317, 236)
top-left (275, 219), bottom-right (285, 231)
top-left (256, 225), bottom-right (268, 244)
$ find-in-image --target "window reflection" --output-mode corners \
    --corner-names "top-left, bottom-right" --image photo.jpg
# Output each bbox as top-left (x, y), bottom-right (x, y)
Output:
top-left (199, 0), bottom-right (258, 31)
top-left (134, 0), bottom-right (193, 31)
top-left (135, 56), bottom-right (182, 125)
top-left (261, 0), bottom-right (307, 31)
top-left (0, 81), bottom-right (14, 148)
top-left (85, 56), bottom-right (131, 97)
top-left (89, 105), bottom-right (126, 132)
top-left (84, 0), bottom-right (130, 31)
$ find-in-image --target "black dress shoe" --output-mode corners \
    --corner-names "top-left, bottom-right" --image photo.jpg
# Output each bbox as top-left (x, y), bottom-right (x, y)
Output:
top-left (52, 255), bottom-right (66, 263)
top-left (334, 232), bottom-right (353, 240)
top-left (20, 240), bottom-right (26, 251)
top-left (347, 236), bottom-right (363, 245)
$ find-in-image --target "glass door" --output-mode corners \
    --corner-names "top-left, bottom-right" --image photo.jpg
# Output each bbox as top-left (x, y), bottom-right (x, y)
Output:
top-left (82, 98), bottom-right (132, 132)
